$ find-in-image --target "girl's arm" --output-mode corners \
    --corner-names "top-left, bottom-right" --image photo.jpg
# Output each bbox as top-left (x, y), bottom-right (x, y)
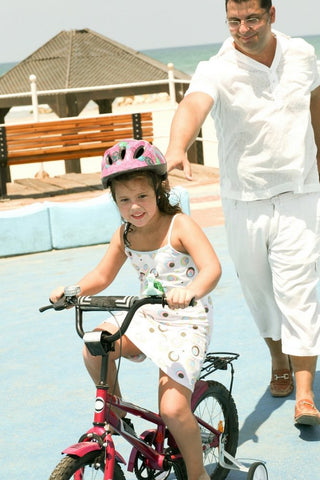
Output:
top-left (167, 214), bottom-right (222, 309)
top-left (50, 226), bottom-right (127, 302)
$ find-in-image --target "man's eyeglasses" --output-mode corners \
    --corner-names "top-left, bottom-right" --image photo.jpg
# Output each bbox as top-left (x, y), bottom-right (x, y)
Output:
top-left (225, 12), bottom-right (268, 29)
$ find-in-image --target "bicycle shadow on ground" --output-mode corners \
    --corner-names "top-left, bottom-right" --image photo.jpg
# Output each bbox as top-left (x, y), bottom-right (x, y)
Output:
top-left (237, 388), bottom-right (288, 447)
top-left (166, 467), bottom-right (246, 480)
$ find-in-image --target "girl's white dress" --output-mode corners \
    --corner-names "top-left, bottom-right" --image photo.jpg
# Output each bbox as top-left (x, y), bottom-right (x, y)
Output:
top-left (113, 215), bottom-right (213, 391)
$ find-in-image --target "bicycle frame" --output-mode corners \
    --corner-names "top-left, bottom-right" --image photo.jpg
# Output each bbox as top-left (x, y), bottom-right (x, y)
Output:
top-left (40, 293), bottom-right (252, 479)
top-left (62, 349), bottom-right (217, 479)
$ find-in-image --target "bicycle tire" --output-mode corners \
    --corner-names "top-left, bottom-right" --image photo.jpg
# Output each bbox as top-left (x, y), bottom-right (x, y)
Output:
top-left (48, 451), bottom-right (126, 480)
top-left (193, 380), bottom-right (239, 480)
top-left (172, 458), bottom-right (188, 480)
top-left (247, 462), bottom-right (268, 480)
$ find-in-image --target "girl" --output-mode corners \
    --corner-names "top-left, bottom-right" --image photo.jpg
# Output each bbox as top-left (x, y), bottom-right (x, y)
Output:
top-left (50, 139), bottom-right (221, 480)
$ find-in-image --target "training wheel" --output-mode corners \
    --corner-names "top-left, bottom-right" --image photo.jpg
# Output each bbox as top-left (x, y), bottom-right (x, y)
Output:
top-left (247, 462), bottom-right (268, 480)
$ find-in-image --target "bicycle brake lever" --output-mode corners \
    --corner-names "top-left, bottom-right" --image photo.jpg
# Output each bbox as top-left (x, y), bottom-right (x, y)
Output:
top-left (39, 295), bottom-right (71, 312)
top-left (39, 304), bottom-right (54, 312)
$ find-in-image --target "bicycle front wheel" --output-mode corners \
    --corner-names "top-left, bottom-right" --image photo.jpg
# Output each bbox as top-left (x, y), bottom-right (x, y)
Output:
top-left (193, 380), bottom-right (239, 480)
top-left (49, 451), bottom-right (126, 480)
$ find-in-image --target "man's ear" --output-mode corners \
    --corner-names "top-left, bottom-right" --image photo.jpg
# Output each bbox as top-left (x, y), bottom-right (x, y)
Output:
top-left (269, 6), bottom-right (276, 24)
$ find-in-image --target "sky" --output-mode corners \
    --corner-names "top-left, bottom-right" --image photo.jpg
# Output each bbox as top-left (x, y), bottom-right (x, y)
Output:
top-left (1, 0), bottom-right (320, 63)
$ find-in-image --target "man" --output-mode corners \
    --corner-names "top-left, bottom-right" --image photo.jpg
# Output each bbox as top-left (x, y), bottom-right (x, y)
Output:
top-left (166, 0), bottom-right (320, 425)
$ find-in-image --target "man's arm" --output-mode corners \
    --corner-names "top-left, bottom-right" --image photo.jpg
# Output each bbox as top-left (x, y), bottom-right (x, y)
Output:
top-left (165, 92), bottom-right (214, 180)
top-left (310, 85), bottom-right (320, 180)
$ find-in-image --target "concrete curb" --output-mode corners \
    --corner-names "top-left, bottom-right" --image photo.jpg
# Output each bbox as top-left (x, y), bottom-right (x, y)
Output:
top-left (0, 186), bottom-right (190, 257)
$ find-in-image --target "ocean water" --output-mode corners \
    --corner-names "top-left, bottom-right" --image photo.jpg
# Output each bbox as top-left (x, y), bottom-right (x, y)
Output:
top-left (0, 61), bottom-right (16, 76)
top-left (1, 34), bottom-right (320, 78)
top-left (143, 43), bottom-right (223, 75)
top-left (144, 34), bottom-right (320, 74)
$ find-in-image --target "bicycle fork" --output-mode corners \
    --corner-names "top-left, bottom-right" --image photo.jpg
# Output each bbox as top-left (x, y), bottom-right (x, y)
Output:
top-left (62, 384), bottom-right (125, 480)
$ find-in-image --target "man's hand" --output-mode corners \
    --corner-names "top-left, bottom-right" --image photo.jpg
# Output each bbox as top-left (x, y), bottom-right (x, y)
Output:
top-left (165, 93), bottom-right (213, 181)
top-left (166, 149), bottom-right (193, 181)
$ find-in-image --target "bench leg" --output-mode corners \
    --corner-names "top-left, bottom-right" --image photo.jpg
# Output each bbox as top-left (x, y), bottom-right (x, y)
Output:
top-left (65, 159), bottom-right (81, 174)
top-left (0, 161), bottom-right (8, 197)
top-left (0, 126), bottom-right (8, 197)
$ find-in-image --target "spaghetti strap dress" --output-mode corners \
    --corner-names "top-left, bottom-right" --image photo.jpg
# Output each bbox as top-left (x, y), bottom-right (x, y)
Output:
top-left (113, 214), bottom-right (213, 391)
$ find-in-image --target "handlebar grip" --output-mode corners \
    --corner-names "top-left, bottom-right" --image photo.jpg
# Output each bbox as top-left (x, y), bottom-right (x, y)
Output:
top-left (77, 295), bottom-right (139, 310)
top-left (189, 297), bottom-right (196, 307)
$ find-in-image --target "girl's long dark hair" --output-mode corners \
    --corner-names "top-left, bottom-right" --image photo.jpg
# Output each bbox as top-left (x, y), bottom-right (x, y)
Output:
top-left (109, 171), bottom-right (182, 247)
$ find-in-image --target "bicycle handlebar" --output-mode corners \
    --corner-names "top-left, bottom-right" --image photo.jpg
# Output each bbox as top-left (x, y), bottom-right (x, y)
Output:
top-left (40, 294), bottom-right (195, 344)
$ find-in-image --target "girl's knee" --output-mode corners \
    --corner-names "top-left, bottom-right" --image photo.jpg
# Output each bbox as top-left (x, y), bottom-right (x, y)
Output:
top-left (83, 344), bottom-right (91, 362)
top-left (160, 402), bottom-right (192, 425)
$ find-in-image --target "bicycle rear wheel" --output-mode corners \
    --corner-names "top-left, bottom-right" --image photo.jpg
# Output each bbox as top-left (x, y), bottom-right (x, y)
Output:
top-left (48, 451), bottom-right (126, 479)
top-left (193, 380), bottom-right (239, 480)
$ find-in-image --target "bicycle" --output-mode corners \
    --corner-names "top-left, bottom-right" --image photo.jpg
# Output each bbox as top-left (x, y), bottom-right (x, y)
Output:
top-left (40, 287), bottom-right (268, 480)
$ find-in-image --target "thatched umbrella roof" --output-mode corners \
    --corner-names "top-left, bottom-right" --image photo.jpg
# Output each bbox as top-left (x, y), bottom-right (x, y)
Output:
top-left (0, 28), bottom-right (190, 119)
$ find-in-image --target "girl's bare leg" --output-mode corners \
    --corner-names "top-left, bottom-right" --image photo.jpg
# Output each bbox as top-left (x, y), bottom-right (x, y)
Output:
top-left (83, 322), bottom-right (142, 417)
top-left (158, 371), bottom-right (210, 480)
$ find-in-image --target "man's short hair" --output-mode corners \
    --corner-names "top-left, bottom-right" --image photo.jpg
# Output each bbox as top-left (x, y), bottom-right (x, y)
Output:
top-left (225, 0), bottom-right (272, 11)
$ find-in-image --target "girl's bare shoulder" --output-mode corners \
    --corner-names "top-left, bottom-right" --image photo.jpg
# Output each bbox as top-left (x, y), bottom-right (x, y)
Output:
top-left (173, 213), bottom-right (202, 231)
top-left (109, 224), bottom-right (126, 250)
top-left (171, 213), bottom-right (205, 253)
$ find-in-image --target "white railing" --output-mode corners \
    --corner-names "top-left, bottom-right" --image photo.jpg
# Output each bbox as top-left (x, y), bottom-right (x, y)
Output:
top-left (5, 61), bottom-right (320, 181)
top-left (2, 60), bottom-right (320, 103)
top-left (0, 63), bottom-right (190, 107)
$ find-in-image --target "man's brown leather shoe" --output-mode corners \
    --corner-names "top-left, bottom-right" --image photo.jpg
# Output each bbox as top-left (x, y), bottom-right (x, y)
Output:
top-left (270, 368), bottom-right (294, 397)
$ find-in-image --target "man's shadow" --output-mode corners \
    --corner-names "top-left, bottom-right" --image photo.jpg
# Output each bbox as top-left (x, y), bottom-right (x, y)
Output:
top-left (238, 371), bottom-right (320, 446)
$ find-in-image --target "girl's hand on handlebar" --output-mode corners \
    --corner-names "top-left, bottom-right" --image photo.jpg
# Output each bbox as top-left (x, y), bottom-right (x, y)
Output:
top-left (165, 287), bottom-right (196, 310)
top-left (50, 286), bottom-right (65, 304)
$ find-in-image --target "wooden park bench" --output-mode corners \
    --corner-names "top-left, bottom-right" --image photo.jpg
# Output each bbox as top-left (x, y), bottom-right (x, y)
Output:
top-left (0, 111), bottom-right (153, 197)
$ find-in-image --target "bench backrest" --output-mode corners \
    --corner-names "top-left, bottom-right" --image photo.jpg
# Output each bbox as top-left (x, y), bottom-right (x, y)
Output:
top-left (0, 111), bottom-right (153, 196)
top-left (1, 112), bottom-right (153, 165)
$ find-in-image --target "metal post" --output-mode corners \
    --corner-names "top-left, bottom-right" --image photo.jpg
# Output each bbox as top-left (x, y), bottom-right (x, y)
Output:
top-left (30, 74), bottom-right (48, 177)
top-left (0, 126), bottom-right (8, 197)
top-left (29, 74), bottom-right (39, 122)
top-left (167, 63), bottom-right (176, 105)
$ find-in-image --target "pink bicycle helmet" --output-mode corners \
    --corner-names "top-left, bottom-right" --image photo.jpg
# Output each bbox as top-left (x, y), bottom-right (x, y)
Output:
top-left (101, 139), bottom-right (167, 188)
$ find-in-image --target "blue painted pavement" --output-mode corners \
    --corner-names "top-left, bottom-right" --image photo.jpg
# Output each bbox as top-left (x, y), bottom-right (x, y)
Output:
top-left (1, 225), bottom-right (319, 479)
